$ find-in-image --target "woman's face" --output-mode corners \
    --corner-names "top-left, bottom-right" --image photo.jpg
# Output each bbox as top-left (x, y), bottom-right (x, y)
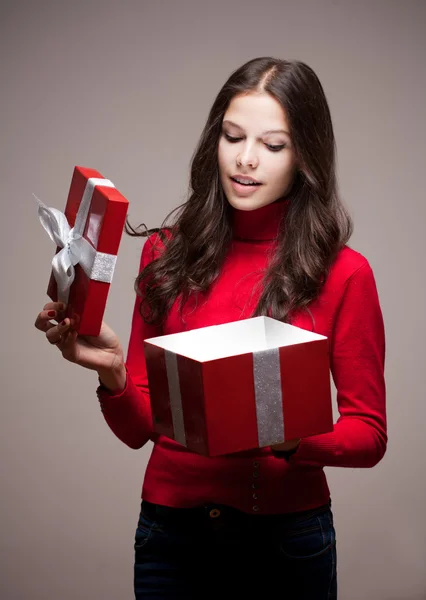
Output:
top-left (218, 92), bottom-right (298, 211)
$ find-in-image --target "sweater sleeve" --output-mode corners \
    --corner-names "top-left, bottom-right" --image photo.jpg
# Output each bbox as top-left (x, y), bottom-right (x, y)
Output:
top-left (289, 261), bottom-right (387, 468)
top-left (96, 235), bottom-right (163, 449)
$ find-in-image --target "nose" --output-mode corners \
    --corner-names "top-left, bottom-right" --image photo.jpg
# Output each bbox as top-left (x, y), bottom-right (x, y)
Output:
top-left (237, 144), bottom-right (259, 169)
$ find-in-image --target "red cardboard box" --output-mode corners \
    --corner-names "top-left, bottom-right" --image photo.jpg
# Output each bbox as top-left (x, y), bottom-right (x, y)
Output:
top-left (144, 316), bottom-right (333, 456)
top-left (36, 166), bottom-right (129, 336)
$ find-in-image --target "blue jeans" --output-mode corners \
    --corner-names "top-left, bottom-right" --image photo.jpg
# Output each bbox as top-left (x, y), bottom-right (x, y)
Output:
top-left (134, 499), bottom-right (337, 599)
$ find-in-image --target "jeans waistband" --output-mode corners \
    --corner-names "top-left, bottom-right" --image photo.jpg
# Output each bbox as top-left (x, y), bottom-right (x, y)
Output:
top-left (141, 498), bottom-right (331, 526)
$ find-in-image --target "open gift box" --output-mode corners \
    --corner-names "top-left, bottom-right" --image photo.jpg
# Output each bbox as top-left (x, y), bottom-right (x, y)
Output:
top-left (144, 316), bottom-right (333, 456)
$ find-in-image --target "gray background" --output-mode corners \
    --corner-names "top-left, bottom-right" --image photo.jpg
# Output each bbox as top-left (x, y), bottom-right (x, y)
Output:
top-left (1, 1), bottom-right (425, 598)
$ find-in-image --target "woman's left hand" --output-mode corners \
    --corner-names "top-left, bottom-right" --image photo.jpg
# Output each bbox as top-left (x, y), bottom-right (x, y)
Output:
top-left (270, 438), bottom-right (301, 452)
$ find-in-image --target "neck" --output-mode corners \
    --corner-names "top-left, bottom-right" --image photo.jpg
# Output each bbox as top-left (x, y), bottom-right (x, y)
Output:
top-left (230, 199), bottom-right (290, 242)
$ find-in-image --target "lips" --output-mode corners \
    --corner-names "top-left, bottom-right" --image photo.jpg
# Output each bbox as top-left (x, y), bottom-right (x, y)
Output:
top-left (229, 176), bottom-right (263, 196)
top-left (230, 175), bottom-right (262, 186)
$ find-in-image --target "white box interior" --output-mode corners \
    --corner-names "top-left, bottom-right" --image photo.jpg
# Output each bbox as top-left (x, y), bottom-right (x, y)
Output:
top-left (145, 316), bottom-right (326, 362)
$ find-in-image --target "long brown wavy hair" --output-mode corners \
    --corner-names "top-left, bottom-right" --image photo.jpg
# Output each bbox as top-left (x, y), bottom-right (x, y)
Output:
top-left (126, 57), bottom-right (353, 327)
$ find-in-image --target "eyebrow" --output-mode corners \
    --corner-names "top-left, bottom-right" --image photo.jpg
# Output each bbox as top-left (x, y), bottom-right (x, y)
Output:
top-left (222, 120), bottom-right (290, 136)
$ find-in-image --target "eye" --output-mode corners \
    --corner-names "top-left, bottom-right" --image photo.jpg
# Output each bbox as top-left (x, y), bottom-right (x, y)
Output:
top-left (223, 132), bottom-right (287, 152)
top-left (265, 143), bottom-right (286, 152)
top-left (224, 133), bottom-right (242, 143)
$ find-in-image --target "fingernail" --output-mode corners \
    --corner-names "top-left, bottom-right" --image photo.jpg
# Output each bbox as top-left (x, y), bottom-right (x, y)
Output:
top-left (48, 311), bottom-right (56, 317)
top-left (61, 320), bottom-right (67, 326)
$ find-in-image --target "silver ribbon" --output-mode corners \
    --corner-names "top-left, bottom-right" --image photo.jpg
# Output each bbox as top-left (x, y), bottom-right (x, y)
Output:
top-left (35, 177), bottom-right (117, 303)
top-left (164, 350), bottom-right (187, 446)
top-left (253, 348), bottom-right (285, 446)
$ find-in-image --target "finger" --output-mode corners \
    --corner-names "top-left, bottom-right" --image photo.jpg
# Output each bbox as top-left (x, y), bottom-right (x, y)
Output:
top-left (60, 328), bottom-right (79, 356)
top-left (46, 319), bottom-right (71, 345)
top-left (35, 306), bottom-right (67, 331)
top-left (42, 301), bottom-right (67, 312)
top-left (35, 311), bottom-right (56, 332)
top-left (63, 329), bottom-right (78, 346)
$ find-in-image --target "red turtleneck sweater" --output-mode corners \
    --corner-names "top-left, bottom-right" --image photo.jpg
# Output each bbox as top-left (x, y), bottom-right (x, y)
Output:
top-left (97, 201), bottom-right (387, 514)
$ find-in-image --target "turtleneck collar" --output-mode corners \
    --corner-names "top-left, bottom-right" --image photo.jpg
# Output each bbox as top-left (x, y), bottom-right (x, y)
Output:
top-left (230, 199), bottom-right (290, 242)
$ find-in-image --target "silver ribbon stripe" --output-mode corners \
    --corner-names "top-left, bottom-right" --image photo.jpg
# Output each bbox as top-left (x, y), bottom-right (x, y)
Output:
top-left (164, 350), bottom-right (187, 447)
top-left (253, 348), bottom-right (285, 447)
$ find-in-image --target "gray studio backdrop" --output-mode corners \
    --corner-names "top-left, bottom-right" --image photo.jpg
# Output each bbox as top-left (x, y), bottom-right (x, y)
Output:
top-left (1, 1), bottom-right (425, 599)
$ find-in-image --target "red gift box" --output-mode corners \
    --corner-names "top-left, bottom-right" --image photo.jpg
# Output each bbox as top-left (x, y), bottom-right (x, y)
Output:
top-left (144, 316), bottom-right (333, 456)
top-left (36, 166), bottom-right (129, 336)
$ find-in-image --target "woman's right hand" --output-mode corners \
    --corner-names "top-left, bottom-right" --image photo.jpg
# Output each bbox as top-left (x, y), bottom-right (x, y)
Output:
top-left (34, 301), bottom-right (125, 376)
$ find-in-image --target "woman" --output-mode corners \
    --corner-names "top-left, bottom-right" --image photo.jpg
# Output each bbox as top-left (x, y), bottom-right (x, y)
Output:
top-left (35, 57), bottom-right (387, 599)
